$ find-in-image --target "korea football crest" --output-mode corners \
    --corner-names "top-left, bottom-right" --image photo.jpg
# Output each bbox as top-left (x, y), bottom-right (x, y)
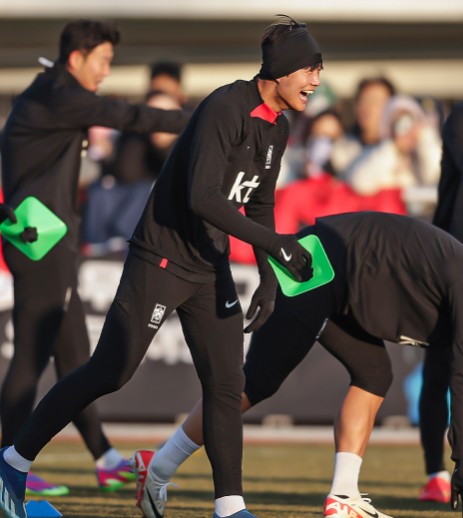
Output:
top-left (148, 303), bottom-right (167, 329)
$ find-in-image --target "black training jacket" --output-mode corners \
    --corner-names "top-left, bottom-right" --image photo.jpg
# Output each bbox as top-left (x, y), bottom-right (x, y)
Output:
top-left (0, 63), bottom-right (188, 252)
top-left (132, 77), bottom-right (289, 282)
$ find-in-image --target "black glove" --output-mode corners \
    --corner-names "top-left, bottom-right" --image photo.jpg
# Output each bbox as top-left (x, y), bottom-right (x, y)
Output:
top-left (452, 461), bottom-right (463, 510)
top-left (244, 276), bottom-right (278, 333)
top-left (267, 234), bottom-right (313, 282)
top-left (0, 203), bottom-right (17, 225)
top-left (20, 227), bottom-right (38, 243)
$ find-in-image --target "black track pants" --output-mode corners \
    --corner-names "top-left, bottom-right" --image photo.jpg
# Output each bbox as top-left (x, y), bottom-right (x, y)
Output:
top-left (1, 243), bottom-right (111, 459)
top-left (419, 346), bottom-right (451, 474)
top-left (15, 251), bottom-right (245, 498)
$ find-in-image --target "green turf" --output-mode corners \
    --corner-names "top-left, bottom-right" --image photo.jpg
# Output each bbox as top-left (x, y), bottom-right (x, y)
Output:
top-left (26, 439), bottom-right (457, 517)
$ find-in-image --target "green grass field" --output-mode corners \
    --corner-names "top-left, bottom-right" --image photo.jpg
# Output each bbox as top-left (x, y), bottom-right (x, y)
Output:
top-left (26, 438), bottom-right (458, 518)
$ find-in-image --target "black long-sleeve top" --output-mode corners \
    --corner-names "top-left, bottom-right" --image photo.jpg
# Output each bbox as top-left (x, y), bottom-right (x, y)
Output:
top-left (132, 77), bottom-right (289, 282)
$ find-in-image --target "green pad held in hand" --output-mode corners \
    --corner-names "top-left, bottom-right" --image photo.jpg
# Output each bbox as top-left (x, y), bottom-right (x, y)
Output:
top-left (268, 234), bottom-right (335, 297)
top-left (0, 196), bottom-right (67, 261)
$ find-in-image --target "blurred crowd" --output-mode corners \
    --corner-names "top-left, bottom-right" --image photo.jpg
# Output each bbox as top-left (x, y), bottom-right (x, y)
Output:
top-left (0, 63), bottom-right (449, 265)
top-left (279, 76), bottom-right (442, 207)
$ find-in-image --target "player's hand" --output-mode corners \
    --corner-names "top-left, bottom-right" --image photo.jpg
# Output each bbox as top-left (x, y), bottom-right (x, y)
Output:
top-left (20, 226), bottom-right (38, 243)
top-left (0, 203), bottom-right (17, 224)
top-left (244, 276), bottom-right (277, 333)
top-left (267, 234), bottom-right (313, 282)
top-left (451, 461), bottom-right (463, 510)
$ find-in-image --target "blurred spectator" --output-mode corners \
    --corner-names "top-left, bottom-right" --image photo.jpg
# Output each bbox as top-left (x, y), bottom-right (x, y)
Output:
top-left (149, 61), bottom-right (186, 106)
top-left (342, 94), bottom-right (442, 198)
top-left (82, 89), bottom-right (182, 250)
top-left (279, 108), bottom-right (345, 184)
top-left (111, 89), bottom-right (181, 184)
top-left (79, 125), bottom-right (118, 191)
top-left (302, 109), bottom-right (345, 178)
top-left (332, 76), bottom-right (396, 175)
top-left (147, 90), bottom-right (182, 156)
top-left (279, 81), bottom-right (340, 185)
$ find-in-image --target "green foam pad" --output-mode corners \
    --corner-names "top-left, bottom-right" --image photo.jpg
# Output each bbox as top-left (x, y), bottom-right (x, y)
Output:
top-left (268, 234), bottom-right (335, 297)
top-left (0, 196), bottom-right (67, 261)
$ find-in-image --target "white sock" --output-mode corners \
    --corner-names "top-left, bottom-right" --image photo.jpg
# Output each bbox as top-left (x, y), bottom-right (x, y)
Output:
top-left (3, 446), bottom-right (32, 473)
top-left (214, 495), bottom-right (245, 516)
top-left (429, 470), bottom-right (450, 481)
top-left (150, 426), bottom-right (200, 482)
top-left (329, 452), bottom-right (362, 498)
top-left (95, 448), bottom-right (125, 470)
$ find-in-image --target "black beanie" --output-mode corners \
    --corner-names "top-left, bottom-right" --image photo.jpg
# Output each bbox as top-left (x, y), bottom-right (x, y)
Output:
top-left (259, 16), bottom-right (322, 80)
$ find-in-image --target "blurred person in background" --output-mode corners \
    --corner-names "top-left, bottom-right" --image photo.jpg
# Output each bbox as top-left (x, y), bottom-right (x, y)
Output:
top-left (278, 81), bottom-right (340, 186)
top-left (0, 18), bottom-right (187, 497)
top-left (149, 60), bottom-right (187, 107)
top-left (79, 125), bottom-right (118, 191)
top-left (418, 100), bottom-right (463, 505)
top-left (281, 108), bottom-right (345, 184)
top-left (82, 89), bottom-right (182, 251)
top-left (0, 15), bottom-right (320, 518)
top-left (341, 94), bottom-right (442, 205)
top-left (112, 89), bottom-right (182, 183)
top-left (331, 76), bottom-right (396, 176)
top-left (297, 108), bottom-right (345, 179)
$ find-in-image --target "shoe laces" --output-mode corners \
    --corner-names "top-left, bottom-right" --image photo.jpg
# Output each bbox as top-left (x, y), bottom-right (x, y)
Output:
top-left (356, 494), bottom-right (374, 508)
top-left (327, 493), bottom-right (376, 510)
top-left (157, 481), bottom-right (177, 503)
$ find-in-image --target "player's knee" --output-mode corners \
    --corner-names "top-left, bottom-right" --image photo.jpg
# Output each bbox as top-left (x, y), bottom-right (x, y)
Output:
top-left (86, 359), bottom-right (134, 395)
top-left (352, 366), bottom-right (393, 398)
top-left (100, 367), bottom-right (136, 392)
top-left (244, 378), bottom-right (279, 406)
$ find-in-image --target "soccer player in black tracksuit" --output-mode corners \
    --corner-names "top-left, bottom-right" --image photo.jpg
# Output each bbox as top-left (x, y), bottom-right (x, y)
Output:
top-left (144, 211), bottom-right (463, 518)
top-left (418, 101), bottom-right (463, 504)
top-left (0, 19), bottom-right (188, 498)
top-left (0, 15), bottom-right (320, 518)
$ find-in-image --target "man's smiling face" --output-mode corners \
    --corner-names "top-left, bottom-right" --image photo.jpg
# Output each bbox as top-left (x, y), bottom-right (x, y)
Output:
top-left (274, 65), bottom-right (322, 112)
